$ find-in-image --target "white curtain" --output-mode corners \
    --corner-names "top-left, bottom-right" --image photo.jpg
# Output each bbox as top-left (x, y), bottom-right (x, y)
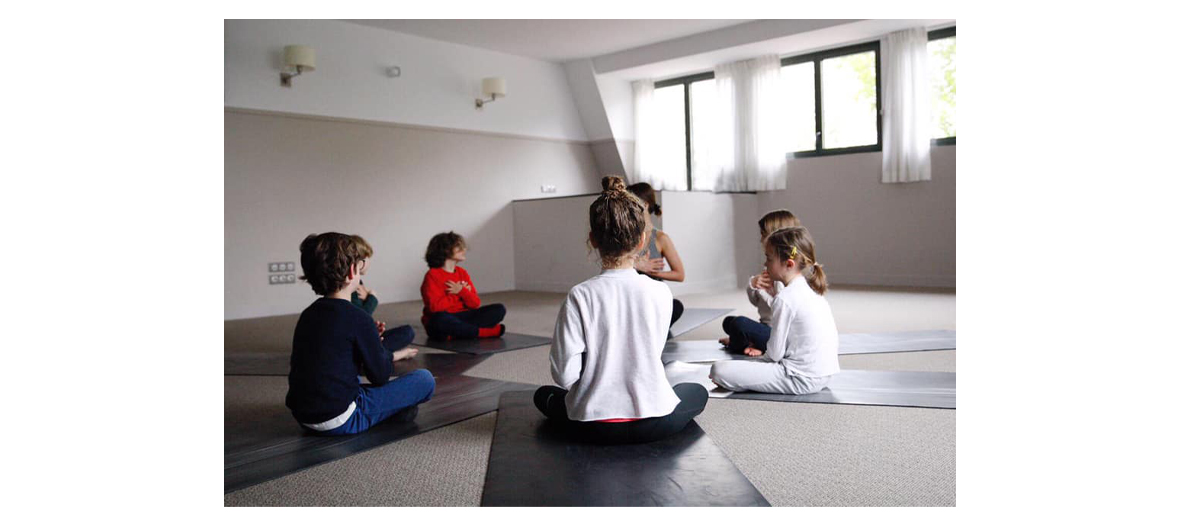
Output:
top-left (693, 55), bottom-right (789, 192)
top-left (632, 79), bottom-right (687, 190)
top-left (881, 28), bottom-right (932, 183)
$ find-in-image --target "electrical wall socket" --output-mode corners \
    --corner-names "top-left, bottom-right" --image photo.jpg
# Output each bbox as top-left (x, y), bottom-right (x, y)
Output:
top-left (541, 185), bottom-right (557, 193)
top-left (269, 273), bottom-right (297, 285)
top-left (268, 262), bottom-right (295, 272)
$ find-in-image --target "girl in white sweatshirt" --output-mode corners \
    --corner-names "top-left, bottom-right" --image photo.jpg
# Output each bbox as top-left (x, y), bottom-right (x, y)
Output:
top-left (719, 209), bottom-right (801, 356)
top-left (711, 227), bottom-right (840, 395)
top-left (535, 176), bottom-right (708, 444)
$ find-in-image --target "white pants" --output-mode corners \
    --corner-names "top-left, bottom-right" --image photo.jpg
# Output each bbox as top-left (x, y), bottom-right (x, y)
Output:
top-left (710, 360), bottom-right (831, 395)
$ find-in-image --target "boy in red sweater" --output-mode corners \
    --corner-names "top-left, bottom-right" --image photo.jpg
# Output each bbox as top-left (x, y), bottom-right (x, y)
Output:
top-left (420, 232), bottom-right (506, 339)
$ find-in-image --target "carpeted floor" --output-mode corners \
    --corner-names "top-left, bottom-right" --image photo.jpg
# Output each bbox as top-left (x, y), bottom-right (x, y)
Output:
top-left (225, 285), bottom-right (955, 506)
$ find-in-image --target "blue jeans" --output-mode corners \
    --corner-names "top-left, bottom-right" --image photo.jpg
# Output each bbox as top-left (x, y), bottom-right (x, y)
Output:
top-left (313, 369), bottom-right (436, 436)
top-left (721, 316), bottom-right (771, 352)
top-left (425, 304), bottom-right (506, 339)
top-left (381, 325), bottom-right (415, 351)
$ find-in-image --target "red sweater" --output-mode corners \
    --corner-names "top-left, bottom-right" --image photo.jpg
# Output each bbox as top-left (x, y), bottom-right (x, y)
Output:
top-left (420, 266), bottom-right (482, 323)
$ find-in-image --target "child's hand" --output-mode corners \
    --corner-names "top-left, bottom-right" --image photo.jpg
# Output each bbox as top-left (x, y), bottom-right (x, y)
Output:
top-left (375, 320), bottom-right (387, 336)
top-left (445, 281), bottom-right (464, 294)
top-left (462, 281), bottom-right (472, 291)
top-left (755, 272), bottom-right (773, 291)
top-left (357, 284), bottom-right (369, 300)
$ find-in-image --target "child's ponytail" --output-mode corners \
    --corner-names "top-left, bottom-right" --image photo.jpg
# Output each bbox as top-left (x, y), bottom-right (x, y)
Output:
top-left (806, 262), bottom-right (828, 296)
top-left (764, 226), bottom-right (828, 295)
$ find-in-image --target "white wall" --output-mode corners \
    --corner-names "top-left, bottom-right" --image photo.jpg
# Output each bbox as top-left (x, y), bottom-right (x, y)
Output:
top-left (225, 110), bottom-right (601, 320)
top-left (512, 195), bottom-right (602, 293)
top-left (512, 191), bottom-right (760, 296)
top-left (225, 19), bottom-right (588, 142)
top-left (661, 192), bottom-right (760, 295)
top-left (757, 145), bottom-right (956, 288)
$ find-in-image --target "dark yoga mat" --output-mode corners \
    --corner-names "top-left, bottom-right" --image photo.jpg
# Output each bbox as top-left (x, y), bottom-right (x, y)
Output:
top-left (410, 326), bottom-right (551, 355)
top-left (837, 330), bottom-right (956, 355)
top-left (669, 308), bottom-right (732, 339)
top-left (663, 363), bottom-right (955, 409)
top-left (224, 351), bottom-right (490, 377)
top-left (224, 374), bottom-right (536, 494)
top-left (480, 391), bottom-right (770, 507)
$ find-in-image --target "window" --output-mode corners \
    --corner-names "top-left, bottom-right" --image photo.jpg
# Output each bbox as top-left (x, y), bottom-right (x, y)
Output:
top-left (650, 84), bottom-right (688, 188)
top-left (783, 41), bottom-right (882, 157)
top-left (654, 72), bottom-right (713, 190)
top-left (650, 30), bottom-right (956, 187)
top-left (782, 62), bottom-right (816, 153)
top-left (928, 26), bottom-right (956, 144)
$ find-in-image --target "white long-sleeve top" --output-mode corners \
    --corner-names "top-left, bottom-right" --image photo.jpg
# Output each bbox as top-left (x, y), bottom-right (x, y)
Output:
top-left (762, 274), bottom-right (841, 378)
top-left (746, 275), bottom-right (786, 324)
top-left (550, 268), bottom-right (680, 421)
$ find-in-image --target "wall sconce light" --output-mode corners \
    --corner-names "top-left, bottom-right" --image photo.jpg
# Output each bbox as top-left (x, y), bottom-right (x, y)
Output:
top-left (280, 45), bottom-right (316, 87)
top-left (475, 77), bottom-right (507, 108)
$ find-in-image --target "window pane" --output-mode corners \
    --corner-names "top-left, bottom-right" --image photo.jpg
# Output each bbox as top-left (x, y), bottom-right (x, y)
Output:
top-left (653, 84), bottom-right (687, 187)
top-left (782, 62), bottom-right (816, 152)
top-left (820, 51), bottom-right (877, 149)
top-left (928, 36), bottom-right (956, 139)
top-left (689, 79), bottom-right (722, 191)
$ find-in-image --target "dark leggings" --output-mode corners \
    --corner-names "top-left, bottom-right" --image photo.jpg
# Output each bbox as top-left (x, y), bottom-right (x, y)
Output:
top-left (381, 325), bottom-right (415, 351)
top-left (671, 298), bottom-right (684, 328)
top-left (721, 315), bottom-right (771, 353)
top-left (424, 304), bottom-right (506, 339)
top-left (533, 383), bottom-right (708, 444)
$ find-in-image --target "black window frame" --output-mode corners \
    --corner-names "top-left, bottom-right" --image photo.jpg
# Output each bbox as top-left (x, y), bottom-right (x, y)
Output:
top-left (654, 72), bottom-right (713, 191)
top-left (652, 28), bottom-right (955, 188)
top-left (928, 26), bottom-right (957, 146)
top-left (781, 40), bottom-right (883, 159)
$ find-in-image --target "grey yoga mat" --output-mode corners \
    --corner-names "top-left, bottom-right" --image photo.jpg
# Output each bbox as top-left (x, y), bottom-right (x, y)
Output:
top-left (670, 308), bottom-right (732, 338)
top-left (837, 330), bottom-right (956, 355)
top-left (480, 391), bottom-right (770, 507)
top-left (664, 361), bottom-right (956, 409)
top-left (661, 330), bottom-right (958, 364)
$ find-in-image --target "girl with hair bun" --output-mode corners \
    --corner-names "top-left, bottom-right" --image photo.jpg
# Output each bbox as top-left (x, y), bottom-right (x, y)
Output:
top-left (627, 182), bottom-right (686, 332)
top-left (534, 176), bottom-right (708, 444)
top-left (710, 227), bottom-right (840, 396)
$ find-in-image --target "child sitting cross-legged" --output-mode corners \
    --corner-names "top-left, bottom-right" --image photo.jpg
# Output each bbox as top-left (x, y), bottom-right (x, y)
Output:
top-left (419, 232), bottom-right (506, 340)
top-left (286, 233), bottom-right (435, 435)
top-left (534, 176), bottom-right (708, 444)
top-left (710, 227), bottom-right (839, 396)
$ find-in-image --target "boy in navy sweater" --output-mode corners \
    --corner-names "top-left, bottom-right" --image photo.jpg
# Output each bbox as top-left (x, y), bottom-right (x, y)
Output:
top-left (286, 233), bottom-right (435, 435)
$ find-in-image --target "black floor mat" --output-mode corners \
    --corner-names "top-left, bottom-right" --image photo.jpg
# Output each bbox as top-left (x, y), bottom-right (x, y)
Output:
top-left (224, 351), bottom-right (490, 377)
top-left (225, 374), bottom-right (535, 493)
top-left (480, 391), bottom-right (770, 507)
top-left (410, 327), bottom-right (551, 355)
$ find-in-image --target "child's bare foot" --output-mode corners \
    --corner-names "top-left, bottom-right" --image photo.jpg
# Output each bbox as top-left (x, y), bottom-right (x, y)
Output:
top-left (718, 336), bottom-right (730, 346)
top-left (743, 346), bottom-right (763, 357)
top-left (393, 347), bottom-right (419, 361)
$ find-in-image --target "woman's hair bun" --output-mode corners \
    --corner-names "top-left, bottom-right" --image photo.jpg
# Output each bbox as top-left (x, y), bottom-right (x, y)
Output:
top-left (601, 175), bottom-right (627, 194)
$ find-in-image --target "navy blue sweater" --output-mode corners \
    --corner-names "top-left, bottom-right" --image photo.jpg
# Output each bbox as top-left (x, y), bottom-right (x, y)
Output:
top-left (286, 298), bottom-right (392, 424)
